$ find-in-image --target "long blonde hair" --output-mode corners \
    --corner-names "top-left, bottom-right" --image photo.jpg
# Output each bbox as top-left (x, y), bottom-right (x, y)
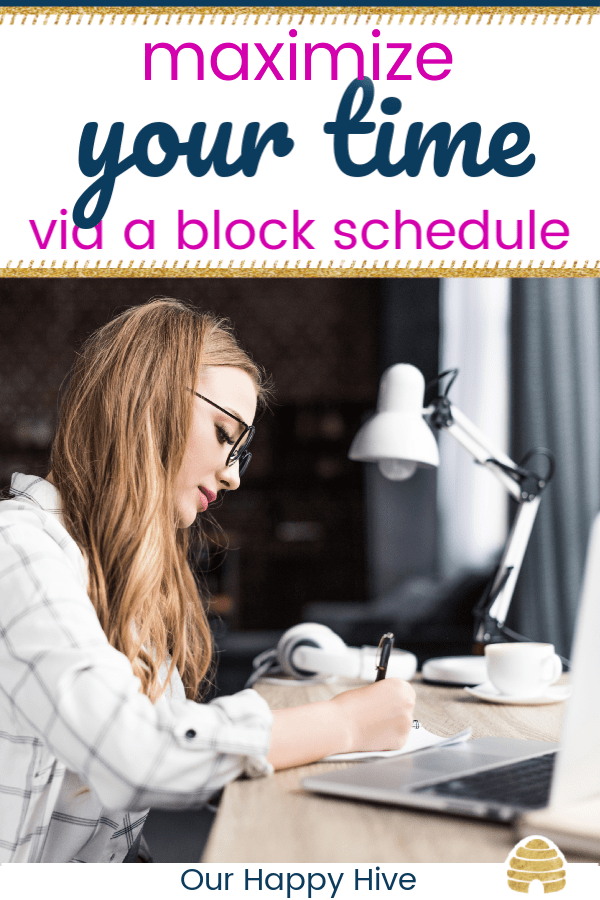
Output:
top-left (51, 298), bottom-right (267, 701)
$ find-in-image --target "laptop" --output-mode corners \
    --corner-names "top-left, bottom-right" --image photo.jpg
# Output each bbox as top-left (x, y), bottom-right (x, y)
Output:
top-left (302, 513), bottom-right (600, 823)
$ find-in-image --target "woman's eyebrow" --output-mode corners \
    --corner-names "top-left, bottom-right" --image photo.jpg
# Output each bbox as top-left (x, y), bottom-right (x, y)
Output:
top-left (213, 405), bottom-right (243, 423)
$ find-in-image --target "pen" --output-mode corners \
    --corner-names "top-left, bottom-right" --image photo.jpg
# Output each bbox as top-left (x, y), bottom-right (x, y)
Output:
top-left (375, 632), bottom-right (395, 681)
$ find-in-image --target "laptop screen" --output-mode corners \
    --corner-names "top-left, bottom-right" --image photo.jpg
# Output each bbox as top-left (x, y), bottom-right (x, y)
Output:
top-left (550, 512), bottom-right (600, 806)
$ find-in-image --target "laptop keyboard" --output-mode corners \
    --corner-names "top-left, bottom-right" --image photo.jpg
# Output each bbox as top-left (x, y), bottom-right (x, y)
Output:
top-left (414, 752), bottom-right (557, 809)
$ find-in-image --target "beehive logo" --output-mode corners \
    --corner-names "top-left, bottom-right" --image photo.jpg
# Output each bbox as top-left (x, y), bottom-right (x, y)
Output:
top-left (506, 836), bottom-right (566, 893)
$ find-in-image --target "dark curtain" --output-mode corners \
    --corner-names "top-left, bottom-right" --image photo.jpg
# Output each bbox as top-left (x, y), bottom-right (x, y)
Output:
top-left (511, 279), bottom-right (600, 659)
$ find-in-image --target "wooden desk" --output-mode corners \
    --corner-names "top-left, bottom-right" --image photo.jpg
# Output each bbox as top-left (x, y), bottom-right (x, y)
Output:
top-left (204, 675), bottom-right (588, 864)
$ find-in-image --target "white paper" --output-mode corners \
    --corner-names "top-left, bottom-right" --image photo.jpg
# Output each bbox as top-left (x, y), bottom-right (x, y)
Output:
top-left (322, 723), bottom-right (472, 762)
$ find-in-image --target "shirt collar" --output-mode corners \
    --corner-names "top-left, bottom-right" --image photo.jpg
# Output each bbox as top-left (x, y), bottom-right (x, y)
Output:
top-left (10, 473), bottom-right (62, 517)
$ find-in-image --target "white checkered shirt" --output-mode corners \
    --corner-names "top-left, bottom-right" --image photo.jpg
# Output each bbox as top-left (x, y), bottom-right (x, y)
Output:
top-left (0, 474), bottom-right (273, 863)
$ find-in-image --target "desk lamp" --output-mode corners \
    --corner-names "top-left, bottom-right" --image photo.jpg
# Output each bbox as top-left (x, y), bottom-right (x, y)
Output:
top-left (349, 364), bottom-right (554, 686)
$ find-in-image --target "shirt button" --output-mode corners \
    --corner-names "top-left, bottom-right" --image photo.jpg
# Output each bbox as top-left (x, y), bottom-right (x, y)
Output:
top-left (185, 729), bottom-right (196, 739)
top-left (110, 853), bottom-right (116, 861)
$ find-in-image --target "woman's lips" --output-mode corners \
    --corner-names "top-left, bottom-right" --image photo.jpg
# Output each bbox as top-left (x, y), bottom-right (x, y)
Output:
top-left (198, 487), bottom-right (217, 511)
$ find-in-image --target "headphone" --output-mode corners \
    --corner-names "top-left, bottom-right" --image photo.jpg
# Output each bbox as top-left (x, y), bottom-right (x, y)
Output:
top-left (246, 623), bottom-right (417, 687)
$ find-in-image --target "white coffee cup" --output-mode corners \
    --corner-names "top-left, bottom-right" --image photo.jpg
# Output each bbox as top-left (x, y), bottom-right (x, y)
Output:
top-left (484, 642), bottom-right (563, 698)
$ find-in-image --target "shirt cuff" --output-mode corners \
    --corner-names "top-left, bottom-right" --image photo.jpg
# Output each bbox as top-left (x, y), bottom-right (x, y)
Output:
top-left (243, 755), bottom-right (274, 778)
top-left (210, 688), bottom-right (274, 779)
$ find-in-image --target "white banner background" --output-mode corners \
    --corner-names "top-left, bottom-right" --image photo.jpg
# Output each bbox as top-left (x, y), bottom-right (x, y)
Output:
top-left (1, 8), bottom-right (599, 271)
top-left (1, 860), bottom-right (599, 897)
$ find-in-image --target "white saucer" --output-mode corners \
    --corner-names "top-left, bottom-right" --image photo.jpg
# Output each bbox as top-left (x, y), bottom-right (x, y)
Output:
top-left (464, 681), bottom-right (571, 705)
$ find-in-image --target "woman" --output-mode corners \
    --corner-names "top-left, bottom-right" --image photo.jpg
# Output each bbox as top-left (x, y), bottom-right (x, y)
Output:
top-left (0, 299), bottom-right (415, 863)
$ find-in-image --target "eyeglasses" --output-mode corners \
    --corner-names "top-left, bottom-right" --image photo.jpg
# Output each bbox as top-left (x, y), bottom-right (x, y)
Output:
top-left (194, 392), bottom-right (254, 477)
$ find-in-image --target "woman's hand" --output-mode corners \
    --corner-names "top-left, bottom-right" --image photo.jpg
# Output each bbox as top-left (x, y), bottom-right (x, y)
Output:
top-left (267, 678), bottom-right (416, 770)
top-left (331, 678), bottom-right (416, 753)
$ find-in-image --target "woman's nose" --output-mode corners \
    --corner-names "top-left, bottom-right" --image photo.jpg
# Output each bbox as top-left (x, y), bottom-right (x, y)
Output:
top-left (218, 459), bottom-right (241, 491)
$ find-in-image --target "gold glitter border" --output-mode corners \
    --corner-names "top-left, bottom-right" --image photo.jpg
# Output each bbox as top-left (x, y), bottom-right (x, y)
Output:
top-left (3, 7), bottom-right (597, 278)
top-left (1, 266), bottom-right (598, 278)
top-left (1, 7), bottom-right (599, 21)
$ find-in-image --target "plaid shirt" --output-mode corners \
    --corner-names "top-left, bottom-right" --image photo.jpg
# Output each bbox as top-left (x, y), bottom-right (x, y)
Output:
top-left (0, 474), bottom-right (273, 863)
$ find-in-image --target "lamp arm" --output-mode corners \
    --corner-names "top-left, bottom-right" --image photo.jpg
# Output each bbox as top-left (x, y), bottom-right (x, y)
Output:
top-left (425, 401), bottom-right (523, 501)
top-left (472, 497), bottom-right (541, 645)
top-left (447, 405), bottom-right (517, 471)
top-left (425, 396), bottom-right (552, 647)
top-left (444, 421), bottom-right (524, 501)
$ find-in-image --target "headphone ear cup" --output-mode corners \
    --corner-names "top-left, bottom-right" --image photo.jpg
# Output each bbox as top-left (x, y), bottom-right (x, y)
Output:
top-left (277, 623), bottom-right (348, 678)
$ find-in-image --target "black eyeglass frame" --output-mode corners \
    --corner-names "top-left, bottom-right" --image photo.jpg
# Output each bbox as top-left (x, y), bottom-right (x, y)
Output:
top-left (193, 391), bottom-right (255, 476)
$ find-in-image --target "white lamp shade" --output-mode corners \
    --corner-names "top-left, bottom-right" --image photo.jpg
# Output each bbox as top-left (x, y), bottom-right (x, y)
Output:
top-left (348, 364), bottom-right (440, 479)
